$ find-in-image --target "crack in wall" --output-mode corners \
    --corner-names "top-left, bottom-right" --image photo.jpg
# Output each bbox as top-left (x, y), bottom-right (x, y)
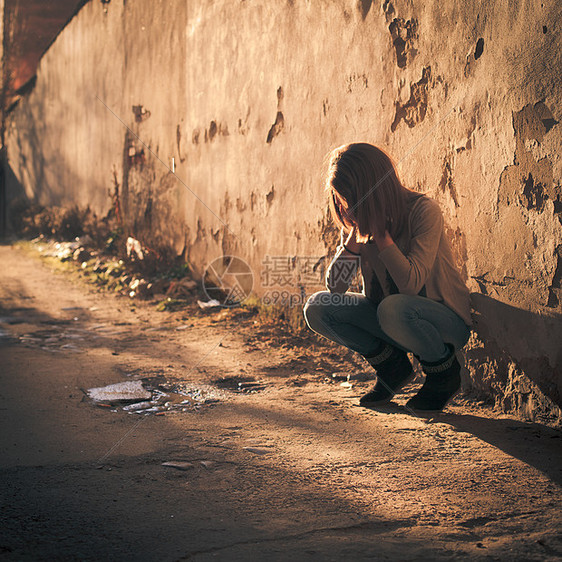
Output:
top-left (267, 87), bottom-right (285, 144)
top-left (266, 112), bottom-right (284, 143)
top-left (176, 123), bottom-right (186, 163)
top-left (439, 159), bottom-right (459, 208)
top-left (391, 66), bottom-right (431, 132)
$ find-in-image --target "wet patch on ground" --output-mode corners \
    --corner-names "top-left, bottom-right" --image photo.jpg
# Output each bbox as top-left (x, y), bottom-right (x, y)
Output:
top-left (84, 375), bottom-right (228, 416)
top-left (212, 374), bottom-right (267, 393)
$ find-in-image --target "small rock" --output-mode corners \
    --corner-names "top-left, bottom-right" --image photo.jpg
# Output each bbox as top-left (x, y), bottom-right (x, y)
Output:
top-left (162, 461), bottom-right (195, 471)
top-left (243, 447), bottom-right (272, 455)
top-left (126, 237), bottom-right (144, 261)
top-left (197, 299), bottom-right (221, 310)
top-left (130, 279), bottom-right (152, 299)
top-left (122, 401), bottom-right (154, 411)
top-left (237, 381), bottom-right (266, 392)
top-left (348, 372), bottom-right (373, 381)
top-left (60, 343), bottom-right (82, 353)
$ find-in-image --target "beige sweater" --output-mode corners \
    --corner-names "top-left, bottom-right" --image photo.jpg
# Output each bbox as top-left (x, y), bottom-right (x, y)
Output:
top-left (326, 191), bottom-right (473, 328)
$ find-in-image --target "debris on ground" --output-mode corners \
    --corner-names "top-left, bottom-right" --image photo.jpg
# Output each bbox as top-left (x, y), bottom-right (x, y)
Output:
top-left (18, 326), bottom-right (90, 353)
top-left (27, 236), bottom-right (201, 309)
top-left (161, 461), bottom-right (195, 471)
top-left (122, 401), bottom-right (154, 412)
top-left (167, 278), bottom-right (197, 299)
top-left (0, 327), bottom-right (14, 342)
top-left (213, 375), bottom-right (267, 393)
top-left (126, 237), bottom-right (144, 261)
top-left (197, 299), bottom-right (221, 309)
top-left (243, 447), bottom-right (273, 455)
top-left (128, 278), bottom-right (151, 299)
top-left (85, 377), bottom-right (227, 415)
top-left (86, 380), bottom-right (152, 403)
top-left (332, 371), bottom-right (374, 382)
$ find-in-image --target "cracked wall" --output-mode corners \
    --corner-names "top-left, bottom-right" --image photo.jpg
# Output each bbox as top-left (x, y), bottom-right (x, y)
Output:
top-left (4, 0), bottom-right (562, 424)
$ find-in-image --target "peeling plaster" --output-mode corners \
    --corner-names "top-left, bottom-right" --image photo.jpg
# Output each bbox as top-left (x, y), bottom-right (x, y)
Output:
top-left (391, 66), bottom-right (431, 132)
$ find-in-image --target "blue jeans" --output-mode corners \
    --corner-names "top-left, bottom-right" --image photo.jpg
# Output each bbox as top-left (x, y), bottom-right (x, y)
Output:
top-left (303, 291), bottom-right (471, 363)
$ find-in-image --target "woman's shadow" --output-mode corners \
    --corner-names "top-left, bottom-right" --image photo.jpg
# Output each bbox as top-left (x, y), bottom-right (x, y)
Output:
top-left (437, 412), bottom-right (562, 486)
top-left (363, 400), bottom-right (562, 486)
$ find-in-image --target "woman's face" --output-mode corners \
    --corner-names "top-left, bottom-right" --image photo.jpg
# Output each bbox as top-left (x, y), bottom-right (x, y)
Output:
top-left (333, 191), bottom-right (356, 229)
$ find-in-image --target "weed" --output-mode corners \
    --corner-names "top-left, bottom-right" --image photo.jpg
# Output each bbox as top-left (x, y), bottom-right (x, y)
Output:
top-left (156, 298), bottom-right (189, 312)
top-left (241, 294), bottom-right (307, 334)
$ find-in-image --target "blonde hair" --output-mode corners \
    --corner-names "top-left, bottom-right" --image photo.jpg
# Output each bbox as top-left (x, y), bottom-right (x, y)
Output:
top-left (325, 143), bottom-right (412, 239)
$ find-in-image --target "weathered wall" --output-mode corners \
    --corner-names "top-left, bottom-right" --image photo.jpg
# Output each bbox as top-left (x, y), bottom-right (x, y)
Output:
top-left (5, 0), bottom-right (562, 423)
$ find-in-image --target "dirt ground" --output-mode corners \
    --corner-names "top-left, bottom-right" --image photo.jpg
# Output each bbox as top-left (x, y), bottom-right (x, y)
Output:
top-left (1, 242), bottom-right (561, 562)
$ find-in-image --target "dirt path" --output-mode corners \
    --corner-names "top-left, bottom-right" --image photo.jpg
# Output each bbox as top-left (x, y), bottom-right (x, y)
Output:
top-left (1, 242), bottom-right (561, 561)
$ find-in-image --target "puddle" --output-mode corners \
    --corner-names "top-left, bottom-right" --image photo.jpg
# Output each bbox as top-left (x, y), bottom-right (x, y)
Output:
top-left (0, 316), bottom-right (24, 325)
top-left (0, 327), bottom-right (17, 343)
top-left (18, 326), bottom-right (95, 353)
top-left (86, 378), bottom-right (227, 415)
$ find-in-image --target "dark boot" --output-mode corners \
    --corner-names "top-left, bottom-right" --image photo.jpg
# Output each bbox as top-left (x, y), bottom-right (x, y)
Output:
top-left (359, 343), bottom-right (414, 406)
top-left (406, 343), bottom-right (461, 412)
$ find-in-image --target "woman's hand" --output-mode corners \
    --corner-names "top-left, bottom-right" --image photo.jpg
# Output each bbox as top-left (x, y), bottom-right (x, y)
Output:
top-left (343, 226), bottom-right (367, 254)
top-left (341, 213), bottom-right (395, 252)
top-left (353, 228), bottom-right (371, 245)
top-left (372, 228), bottom-right (394, 250)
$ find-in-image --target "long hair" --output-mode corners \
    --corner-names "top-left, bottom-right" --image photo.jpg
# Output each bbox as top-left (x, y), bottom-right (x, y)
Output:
top-left (325, 143), bottom-right (412, 239)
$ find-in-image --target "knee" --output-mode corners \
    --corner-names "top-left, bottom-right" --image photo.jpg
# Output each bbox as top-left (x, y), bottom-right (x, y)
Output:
top-left (303, 291), bottom-right (331, 330)
top-left (377, 294), bottom-right (414, 329)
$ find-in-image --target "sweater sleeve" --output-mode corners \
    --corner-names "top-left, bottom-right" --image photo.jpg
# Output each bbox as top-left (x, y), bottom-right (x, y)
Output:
top-left (377, 198), bottom-right (443, 295)
top-left (325, 228), bottom-right (360, 293)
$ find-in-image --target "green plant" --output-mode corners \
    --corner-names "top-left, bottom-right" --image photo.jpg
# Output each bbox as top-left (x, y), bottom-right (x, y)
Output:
top-left (156, 297), bottom-right (189, 312)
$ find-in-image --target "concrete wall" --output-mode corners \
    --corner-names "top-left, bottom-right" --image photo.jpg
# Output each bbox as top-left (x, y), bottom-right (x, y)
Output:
top-left (5, 0), bottom-right (562, 423)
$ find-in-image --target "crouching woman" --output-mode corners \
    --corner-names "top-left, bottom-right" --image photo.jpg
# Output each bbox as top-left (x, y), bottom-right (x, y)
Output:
top-left (303, 143), bottom-right (473, 412)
